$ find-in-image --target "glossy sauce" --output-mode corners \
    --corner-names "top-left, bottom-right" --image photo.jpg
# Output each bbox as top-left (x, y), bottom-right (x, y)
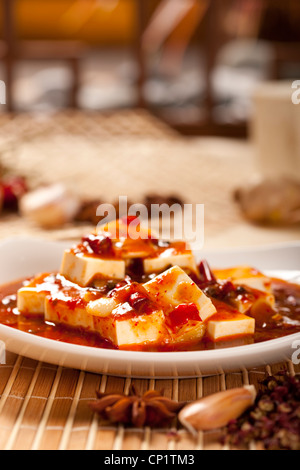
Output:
top-left (0, 279), bottom-right (113, 349)
top-left (0, 276), bottom-right (299, 352)
top-left (74, 237), bottom-right (189, 261)
top-left (254, 279), bottom-right (300, 342)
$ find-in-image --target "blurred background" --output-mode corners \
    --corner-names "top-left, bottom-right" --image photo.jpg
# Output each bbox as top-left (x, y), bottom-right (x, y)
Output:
top-left (1, 0), bottom-right (300, 136)
top-left (0, 0), bottom-right (299, 248)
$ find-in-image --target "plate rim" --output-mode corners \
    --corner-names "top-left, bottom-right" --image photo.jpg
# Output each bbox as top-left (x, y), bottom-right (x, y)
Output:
top-left (0, 321), bottom-right (300, 362)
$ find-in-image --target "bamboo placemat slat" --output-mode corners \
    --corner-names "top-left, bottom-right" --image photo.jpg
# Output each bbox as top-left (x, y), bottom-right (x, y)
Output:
top-left (0, 352), bottom-right (299, 450)
top-left (0, 110), bottom-right (299, 450)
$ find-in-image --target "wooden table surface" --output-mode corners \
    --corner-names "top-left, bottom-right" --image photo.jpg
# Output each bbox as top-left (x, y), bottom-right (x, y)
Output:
top-left (0, 110), bottom-right (299, 450)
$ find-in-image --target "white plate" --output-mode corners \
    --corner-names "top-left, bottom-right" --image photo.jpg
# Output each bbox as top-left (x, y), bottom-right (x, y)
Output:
top-left (0, 237), bottom-right (299, 378)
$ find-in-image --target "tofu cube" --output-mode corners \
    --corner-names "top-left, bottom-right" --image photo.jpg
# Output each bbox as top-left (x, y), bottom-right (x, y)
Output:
top-left (116, 237), bottom-right (157, 259)
top-left (17, 274), bottom-right (58, 315)
top-left (207, 313), bottom-right (255, 341)
top-left (60, 250), bottom-right (125, 287)
top-left (99, 218), bottom-right (153, 241)
top-left (233, 276), bottom-right (272, 294)
top-left (143, 253), bottom-right (197, 274)
top-left (115, 310), bottom-right (167, 348)
top-left (17, 287), bottom-right (47, 315)
top-left (143, 266), bottom-right (216, 321)
top-left (232, 291), bottom-right (275, 315)
top-left (170, 321), bottom-right (206, 345)
top-left (213, 266), bottom-right (275, 314)
top-left (213, 266), bottom-right (273, 294)
top-left (98, 219), bottom-right (156, 258)
top-left (44, 296), bottom-right (94, 330)
top-left (87, 282), bottom-right (171, 347)
top-left (93, 309), bottom-right (168, 349)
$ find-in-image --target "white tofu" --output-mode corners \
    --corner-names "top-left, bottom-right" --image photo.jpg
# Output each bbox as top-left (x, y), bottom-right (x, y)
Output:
top-left (92, 309), bottom-right (168, 348)
top-left (98, 218), bottom-right (153, 241)
top-left (99, 219), bottom-right (158, 259)
top-left (232, 291), bottom-right (275, 315)
top-left (60, 250), bottom-right (125, 287)
top-left (17, 273), bottom-right (59, 315)
top-left (214, 266), bottom-right (273, 294)
top-left (169, 321), bottom-right (206, 344)
top-left (144, 266), bottom-right (216, 321)
top-left (44, 296), bottom-right (94, 330)
top-left (17, 287), bottom-right (47, 315)
top-left (207, 314), bottom-right (255, 341)
top-left (143, 253), bottom-right (197, 274)
top-left (213, 266), bottom-right (275, 314)
top-left (117, 238), bottom-right (157, 259)
top-left (233, 277), bottom-right (272, 294)
top-left (115, 310), bottom-right (167, 348)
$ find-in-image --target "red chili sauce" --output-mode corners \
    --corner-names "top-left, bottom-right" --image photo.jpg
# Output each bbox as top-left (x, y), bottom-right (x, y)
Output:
top-left (0, 276), bottom-right (299, 352)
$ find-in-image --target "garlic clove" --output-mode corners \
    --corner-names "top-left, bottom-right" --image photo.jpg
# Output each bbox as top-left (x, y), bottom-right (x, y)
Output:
top-left (20, 184), bottom-right (81, 229)
top-left (179, 386), bottom-right (256, 433)
top-left (234, 178), bottom-right (300, 225)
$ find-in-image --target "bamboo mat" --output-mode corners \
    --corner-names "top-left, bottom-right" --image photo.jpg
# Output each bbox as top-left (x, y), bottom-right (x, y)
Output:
top-left (0, 353), bottom-right (299, 450)
top-left (0, 110), bottom-right (299, 450)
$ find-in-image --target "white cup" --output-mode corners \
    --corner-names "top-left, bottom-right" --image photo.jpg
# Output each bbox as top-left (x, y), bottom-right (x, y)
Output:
top-left (251, 81), bottom-right (300, 182)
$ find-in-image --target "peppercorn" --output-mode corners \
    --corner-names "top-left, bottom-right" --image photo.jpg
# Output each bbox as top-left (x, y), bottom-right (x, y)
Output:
top-left (221, 371), bottom-right (300, 450)
top-left (258, 398), bottom-right (275, 412)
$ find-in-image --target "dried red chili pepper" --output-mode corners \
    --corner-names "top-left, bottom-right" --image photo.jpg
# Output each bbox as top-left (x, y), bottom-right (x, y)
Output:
top-left (82, 234), bottom-right (113, 257)
top-left (198, 260), bottom-right (216, 285)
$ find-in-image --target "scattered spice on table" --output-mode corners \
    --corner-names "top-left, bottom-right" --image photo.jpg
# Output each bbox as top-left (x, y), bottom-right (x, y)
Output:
top-left (221, 371), bottom-right (300, 450)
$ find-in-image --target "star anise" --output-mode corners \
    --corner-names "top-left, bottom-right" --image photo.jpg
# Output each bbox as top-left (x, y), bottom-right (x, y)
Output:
top-left (89, 384), bottom-right (185, 428)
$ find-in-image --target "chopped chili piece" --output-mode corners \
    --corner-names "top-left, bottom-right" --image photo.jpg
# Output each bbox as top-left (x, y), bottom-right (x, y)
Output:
top-left (168, 303), bottom-right (200, 330)
top-left (129, 291), bottom-right (152, 314)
